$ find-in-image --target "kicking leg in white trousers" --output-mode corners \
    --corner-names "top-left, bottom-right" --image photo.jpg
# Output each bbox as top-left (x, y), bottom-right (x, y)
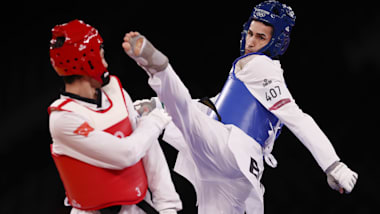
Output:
top-left (122, 32), bottom-right (264, 214)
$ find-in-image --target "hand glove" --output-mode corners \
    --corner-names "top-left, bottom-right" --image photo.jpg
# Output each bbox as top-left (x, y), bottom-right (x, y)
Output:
top-left (159, 209), bottom-right (177, 214)
top-left (325, 161), bottom-right (358, 194)
top-left (143, 108), bottom-right (171, 132)
top-left (134, 97), bottom-right (163, 116)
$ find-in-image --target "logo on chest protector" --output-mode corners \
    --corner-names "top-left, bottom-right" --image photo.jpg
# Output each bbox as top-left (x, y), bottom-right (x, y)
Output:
top-left (113, 131), bottom-right (125, 138)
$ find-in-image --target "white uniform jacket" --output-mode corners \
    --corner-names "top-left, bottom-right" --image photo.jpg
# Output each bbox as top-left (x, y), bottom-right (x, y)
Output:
top-left (49, 75), bottom-right (182, 214)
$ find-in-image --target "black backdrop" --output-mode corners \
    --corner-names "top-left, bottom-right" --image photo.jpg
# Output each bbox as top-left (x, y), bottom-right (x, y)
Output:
top-left (1, 1), bottom-right (379, 213)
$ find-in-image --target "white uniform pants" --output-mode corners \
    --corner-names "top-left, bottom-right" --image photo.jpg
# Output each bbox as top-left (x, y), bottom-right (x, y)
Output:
top-left (148, 65), bottom-right (264, 214)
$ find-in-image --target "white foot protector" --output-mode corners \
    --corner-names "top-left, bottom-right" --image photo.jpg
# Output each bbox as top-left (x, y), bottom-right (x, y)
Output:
top-left (127, 35), bottom-right (169, 75)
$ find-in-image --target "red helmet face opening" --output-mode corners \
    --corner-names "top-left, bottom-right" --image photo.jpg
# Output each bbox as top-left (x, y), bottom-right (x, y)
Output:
top-left (50, 19), bottom-right (108, 84)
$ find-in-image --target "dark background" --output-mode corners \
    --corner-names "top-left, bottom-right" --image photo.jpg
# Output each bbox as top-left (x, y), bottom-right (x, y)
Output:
top-left (1, 1), bottom-right (379, 213)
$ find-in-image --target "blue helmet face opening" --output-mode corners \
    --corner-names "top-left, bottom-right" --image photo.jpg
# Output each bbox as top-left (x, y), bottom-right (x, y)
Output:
top-left (240, 0), bottom-right (296, 58)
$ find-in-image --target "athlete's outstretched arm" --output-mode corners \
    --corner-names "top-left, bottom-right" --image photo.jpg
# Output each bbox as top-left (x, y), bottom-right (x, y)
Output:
top-left (235, 55), bottom-right (358, 194)
top-left (50, 108), bottom-right (171, 170)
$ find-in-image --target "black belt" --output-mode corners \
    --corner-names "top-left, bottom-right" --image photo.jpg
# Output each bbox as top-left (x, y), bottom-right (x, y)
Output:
top-left (199, 97), bottom-right (221, 121)
top-left (99, 200), bottom-right (159, 214)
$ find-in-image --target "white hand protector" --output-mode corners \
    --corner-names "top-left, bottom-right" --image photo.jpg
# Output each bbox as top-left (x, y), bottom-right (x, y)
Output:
top-left (325, 162), bottom-right (358, 194)
top-left (142, 108), bottom-right (172, 132)
top-left (134, 97), bottom-right (163, 116)
top-left (126, 34), bottom-right (169, 75)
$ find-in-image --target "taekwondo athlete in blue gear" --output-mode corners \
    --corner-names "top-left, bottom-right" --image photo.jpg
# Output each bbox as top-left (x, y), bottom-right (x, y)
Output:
top-left (209, 0), bottom-right (295, 159)
top-left (210, 0), bottom-right (357, 192)
top-left (123, 1), bottom-right (358, 213)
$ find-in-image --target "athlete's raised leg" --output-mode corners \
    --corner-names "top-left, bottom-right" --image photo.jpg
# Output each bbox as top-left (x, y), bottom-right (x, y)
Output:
top-left (123, 33), bottom-right (237, 175)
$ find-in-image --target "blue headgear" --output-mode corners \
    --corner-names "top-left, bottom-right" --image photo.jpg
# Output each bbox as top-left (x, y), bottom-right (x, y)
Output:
top-left (240, 0), bottom-right (296, 58)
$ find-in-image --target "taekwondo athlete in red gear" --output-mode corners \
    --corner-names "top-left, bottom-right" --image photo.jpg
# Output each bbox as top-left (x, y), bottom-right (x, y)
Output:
top-left (122, 1), bottom-right (358, 213)
top-left (48, 20), bottom-right (182, 214)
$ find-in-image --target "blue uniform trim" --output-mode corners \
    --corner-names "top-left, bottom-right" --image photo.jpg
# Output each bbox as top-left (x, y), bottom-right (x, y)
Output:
top-left (209, 53), bottom-right (281, 147)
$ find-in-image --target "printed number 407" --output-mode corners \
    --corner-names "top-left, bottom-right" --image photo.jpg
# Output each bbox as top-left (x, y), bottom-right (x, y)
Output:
top-left (266, 86), bottom-right (281, 101)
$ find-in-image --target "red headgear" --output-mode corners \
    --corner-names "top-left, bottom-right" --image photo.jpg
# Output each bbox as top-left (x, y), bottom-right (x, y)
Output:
top-left (50, 19), bottom-right (109, 84)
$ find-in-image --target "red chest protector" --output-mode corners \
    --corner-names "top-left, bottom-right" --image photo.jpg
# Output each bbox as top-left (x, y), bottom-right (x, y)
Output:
top-left (49, 76), bottom-right (148, 211)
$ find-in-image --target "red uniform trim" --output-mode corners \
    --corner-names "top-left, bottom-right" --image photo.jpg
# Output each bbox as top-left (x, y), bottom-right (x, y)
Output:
top-left (83, 91), bottom-right (113, 113)
top-left (48, 99), bottom-right (74, 114)
top-left (269, 98), bottom-right (291, 111)
top-left (48, 91), bottom-right (114, 114)
top-left (112, 75), bottom-right (128, 111)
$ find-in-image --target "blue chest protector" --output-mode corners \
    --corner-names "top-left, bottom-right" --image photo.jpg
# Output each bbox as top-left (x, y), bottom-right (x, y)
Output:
top-left (208, 54), bottom-right (282, 147)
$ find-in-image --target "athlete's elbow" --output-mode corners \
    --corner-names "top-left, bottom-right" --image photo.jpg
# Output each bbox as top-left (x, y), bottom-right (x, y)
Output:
top-left (116, 147), bottom-right (144, 169)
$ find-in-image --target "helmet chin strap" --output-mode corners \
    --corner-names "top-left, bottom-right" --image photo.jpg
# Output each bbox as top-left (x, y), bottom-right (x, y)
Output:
top-left (101, 71), bottom-right (110, 86)
top-left (256, 36), bottom-right (275, 57)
